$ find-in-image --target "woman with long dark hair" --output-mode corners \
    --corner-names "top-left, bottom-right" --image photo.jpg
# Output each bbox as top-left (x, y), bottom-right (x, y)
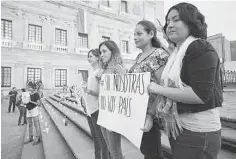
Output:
top-left (129, 20), bottom-right (169, 159)
top-left (148, 3), bottom-right (222, 159)
top-left (98, 40), bottom-right (126, 159)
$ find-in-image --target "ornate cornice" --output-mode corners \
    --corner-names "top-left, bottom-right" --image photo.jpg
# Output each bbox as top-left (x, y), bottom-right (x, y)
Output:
top-left (2, 2), bottom-right (76, 26)
top-left (46, 1), bottom-right (138, 24)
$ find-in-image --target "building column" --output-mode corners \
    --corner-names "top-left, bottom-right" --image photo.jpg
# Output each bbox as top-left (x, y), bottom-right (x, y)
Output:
top-left (68, 66), bottom-right (81, 86)
top-left (15, 62), bottom-right (25, 89)
top-left (42, 63), bottom-right (53, 89)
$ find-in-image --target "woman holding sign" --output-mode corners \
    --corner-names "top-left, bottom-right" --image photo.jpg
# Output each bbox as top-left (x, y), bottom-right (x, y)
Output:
top-left (81, 49), bottom-right (110, 159)
top-left (98, 40), bottom-right (127, 159)
top-left (129, 20), bottom-right (169, 159)
top-left (147, 3), bottom-right (222, 159)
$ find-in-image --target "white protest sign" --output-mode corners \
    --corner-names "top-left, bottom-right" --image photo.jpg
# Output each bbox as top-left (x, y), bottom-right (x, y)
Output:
top-left (97, 72), bottom-right (150, 148)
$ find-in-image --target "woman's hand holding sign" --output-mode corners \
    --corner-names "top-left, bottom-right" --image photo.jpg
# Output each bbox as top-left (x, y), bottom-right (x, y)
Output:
top-left (141, 114), bottom-right (154, 132)
top-left (147, 82), bottom-right (160, 94)
top-left (81, 81), bottom-right (88, 92)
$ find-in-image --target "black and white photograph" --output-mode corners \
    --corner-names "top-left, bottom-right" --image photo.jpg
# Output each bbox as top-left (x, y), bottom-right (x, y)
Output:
top-left (1, 0), bottom-right (236, 159)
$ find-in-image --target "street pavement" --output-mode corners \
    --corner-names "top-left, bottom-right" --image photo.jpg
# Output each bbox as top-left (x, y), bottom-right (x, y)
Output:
top-left (220, 91), bottom-right (236, 121)
top-left (1, 98), bottom-right (26, 159)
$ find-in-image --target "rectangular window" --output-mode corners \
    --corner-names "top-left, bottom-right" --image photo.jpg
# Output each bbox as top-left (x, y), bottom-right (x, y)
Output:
top-left (27, 68), bottom-right (42, 83)
top-left (55, 28), bottom-right (67, 46)
top-left (121, 1), bottom-right (128, 13)
top-left (55, 69), bottom-right (67, 87)
top-left (101, 0), bottom-right (110, 7)
top-left (122, 40), bottom-right (129, 54)
top-left (1, 67), bottom-right (11, 87)
top-left (28, 24), bottom-right (42, 43)
top-left (102, 36), bottom-right (110, 42)
top-left (78, 33), bottom-right (88, 48)
top-left (1, 19), bottom-right (12, 40)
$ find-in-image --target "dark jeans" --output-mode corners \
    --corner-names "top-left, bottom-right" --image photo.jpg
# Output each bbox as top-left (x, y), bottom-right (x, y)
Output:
top-left (8, 99), bottom-right (16, 112)
top-left (169, 128), bottom-right (221, 159)
top-left (18, 106), bottom-right (27, 125)
top-left (27, 116), bottom-right (41, 139)
top-left (87, 111), bottom-right (110, 159)
top-left (140, 120), bottom-right (163, 159)
top-left (101, 127), bottom-right (122, 159)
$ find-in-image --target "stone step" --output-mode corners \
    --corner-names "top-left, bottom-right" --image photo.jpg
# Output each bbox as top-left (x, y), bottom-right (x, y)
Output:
top-left (51, 95), bottom-right (236, 158)
top-left (51, 95), bottom-right (173, 158)
top-left (43, 98), bottom-right (95, 159)
top-left (58, 93), bottom-right (236, 131)
top-left (220, 93), bottom-right (236, 129)
top-left (39, 100), bottom-right (75, 159)
top-left (221, 117), bottom-right (236, 129)
top-left (21, 116), bottom-right (45, 159)
top-left (46, 97), bottom-right (145, 159)
top-left (221, 126), bottom-right (236, 153)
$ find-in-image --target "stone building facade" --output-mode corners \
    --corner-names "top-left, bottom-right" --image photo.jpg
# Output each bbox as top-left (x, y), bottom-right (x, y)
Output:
top-left (1, 1), bottom-right (164, 93)
top-left (230, 41), bottom-right (236, 61)
top-left (208, 33), bottom-right (236, 71)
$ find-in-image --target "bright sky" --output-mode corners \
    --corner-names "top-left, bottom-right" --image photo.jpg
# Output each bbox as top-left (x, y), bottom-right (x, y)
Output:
top-left (163, 0), bottom-right (236, 41)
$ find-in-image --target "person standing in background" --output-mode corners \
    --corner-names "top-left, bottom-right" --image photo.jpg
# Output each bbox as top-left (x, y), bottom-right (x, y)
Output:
top-left (24, 82), bottom-right (41, 145)
top-left (16, 88), bottom-right (28, 126)
top-left (8, 87), bottom-right (17, 113)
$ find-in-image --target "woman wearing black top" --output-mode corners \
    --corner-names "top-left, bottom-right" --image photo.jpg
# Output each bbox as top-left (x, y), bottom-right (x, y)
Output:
top-left (147, 3), bottom-right (222, 159)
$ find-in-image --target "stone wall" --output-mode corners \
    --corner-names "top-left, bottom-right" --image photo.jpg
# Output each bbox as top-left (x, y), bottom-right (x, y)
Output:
top-left (1, 1), bottom-right (164, 92)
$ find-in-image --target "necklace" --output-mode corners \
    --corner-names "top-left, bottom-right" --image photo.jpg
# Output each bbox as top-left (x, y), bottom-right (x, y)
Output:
top-left (129, 48), bottom-right (157, 73)
top-left (136, 48), bottom-right (157, 64)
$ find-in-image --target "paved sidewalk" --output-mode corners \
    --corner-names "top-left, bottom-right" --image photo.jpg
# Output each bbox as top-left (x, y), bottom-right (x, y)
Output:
top-left (1, 98), bottom-right (26, 159)
top-left (220, 92), bottom-right (236, 121)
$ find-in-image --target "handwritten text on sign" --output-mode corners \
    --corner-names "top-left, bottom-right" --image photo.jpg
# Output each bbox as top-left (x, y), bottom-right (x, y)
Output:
top-left (97, 72), bottom-right (150, 148)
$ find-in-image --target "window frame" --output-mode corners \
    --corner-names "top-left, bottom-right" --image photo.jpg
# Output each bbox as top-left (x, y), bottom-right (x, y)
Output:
top-left (55, 28), bottom-right (67, 46)
top-left (102, 36), bottom-right (110, 42)
top-left (27, 68), bottom-right (42, 83)
top-left (121, 40), bottom-right (129, 54)
top-left (78, 32), bottom-right (88, 49)
top-left (1, 19), bottom-right (12, 40)
top-left (55, 69), bottom-right (67, 87)
top-left (101, 0), bottom-right (110, 7)
top-left (121, 1), bottom-right (128, 13)
top-left (1, 66), bottom-right (11, 87)
top-left (28, 24), bottom-right (42, 43)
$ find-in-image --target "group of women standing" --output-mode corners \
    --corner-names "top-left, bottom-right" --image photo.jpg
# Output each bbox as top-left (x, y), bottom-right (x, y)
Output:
top-left (81, 2), bottom-right (222, 159)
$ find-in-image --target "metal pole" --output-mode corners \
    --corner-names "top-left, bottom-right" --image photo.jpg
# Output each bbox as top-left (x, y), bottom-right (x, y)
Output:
top-left (220, 68), bottom-right (224, 91)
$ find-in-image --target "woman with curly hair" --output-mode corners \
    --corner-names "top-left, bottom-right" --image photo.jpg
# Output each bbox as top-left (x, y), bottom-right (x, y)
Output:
top-left (147, 3), bottom-right (222, 159)
top-left (98, 40), bottom-right (127, 159)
